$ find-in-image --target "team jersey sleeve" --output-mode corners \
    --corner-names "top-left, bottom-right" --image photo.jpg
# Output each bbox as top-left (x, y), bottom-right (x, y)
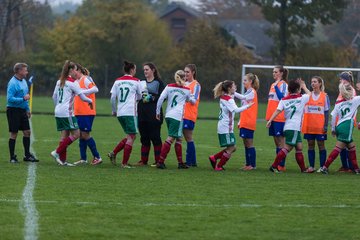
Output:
top-left (52, 81), bottom-right (59, 106)
top-left (136, 81), bottom-right (142, 101)
top-left (302, 94), bottom-right (310, 104)
top-left (225, 98), bottom-right (249, 113)
top-left (330, 106), bottom-right (338, 131)
top-left (110, 82), bottom-right (117, 113)
top-left (156, 86), bottom-right (168, 115)
top-left (81, 76), bottom-right (99, 95)
top-left (68, 81), bottom-right (83, 95)
top-left (193, 83), bottom-right (201, 100)
top-left (7, 80), bottom-right (24, 104)
top-left (352, 96), bottom-right (360, 108)
top-left (233, 92), bottom-right (246, 100)
top-left (277, 100), bottom-right (285, 111)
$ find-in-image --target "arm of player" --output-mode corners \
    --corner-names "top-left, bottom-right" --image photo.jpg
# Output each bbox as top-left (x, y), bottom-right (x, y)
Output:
top-left (52, 82), bottom-right (59, 106)
top-left (266, 109), bottom-right (282, 128)
top-left (299, 79), bottom-right (311, 95)
top-left (330, 108), bottom-right (337, 136)
top-left (233, 92), bottom-right (246, 100)
top-left (7, 81), bottom-right (27, 104)
top-left (81, 85), bottom-right (99, 95)
top-left (156, 86), bottom-right (168, 120)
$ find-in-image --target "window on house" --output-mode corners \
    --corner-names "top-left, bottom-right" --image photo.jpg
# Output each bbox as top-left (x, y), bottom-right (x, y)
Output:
top-left (171, 18), bottom-right (186, 29)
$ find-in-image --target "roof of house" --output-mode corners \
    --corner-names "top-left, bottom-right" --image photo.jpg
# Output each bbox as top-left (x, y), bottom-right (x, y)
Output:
top-left (219, 19), bottom-right (273, 57)
top-left (159, 1), bottom-right (201, 19)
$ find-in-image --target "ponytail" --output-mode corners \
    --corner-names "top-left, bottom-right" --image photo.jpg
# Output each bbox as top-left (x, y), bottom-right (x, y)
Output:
top-left (246, 73), bottom-right (259, 91)
top-left (275, 65), bottom-right (289, 82)
top-left (123, 60), bottom-right (136, 74)
top-left (213, 80), bottom-right (234, 98)
top-left (60, 60), bottom-right (76, 87)
top-left (339, 82), bottom-right (354, 100)
top-left (174, 70), bottom-right (185, 86)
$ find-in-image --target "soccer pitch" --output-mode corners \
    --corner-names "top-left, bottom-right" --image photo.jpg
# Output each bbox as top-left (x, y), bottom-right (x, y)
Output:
top-left (0, 98), bottom-right (359, 240)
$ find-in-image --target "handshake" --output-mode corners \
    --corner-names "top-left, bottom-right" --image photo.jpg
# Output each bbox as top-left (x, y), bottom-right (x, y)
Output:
top-left (142, 92), bottom-right (154, 103)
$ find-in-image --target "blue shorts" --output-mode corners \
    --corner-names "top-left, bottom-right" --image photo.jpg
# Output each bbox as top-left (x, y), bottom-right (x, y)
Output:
top-left (239, 128), bottom-right (254, 139)
top-left (268, 121), bottom-right (285, 137)
top-left (304, 134), bottom-right (327, 141)
top-left (183, 119), bottom-right (195, 130)
top-left (76, 115), bottom-right (95, 132)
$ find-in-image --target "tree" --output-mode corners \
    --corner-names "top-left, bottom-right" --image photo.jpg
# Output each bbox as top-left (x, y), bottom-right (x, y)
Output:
top-left (249, 0), bottom-right (347, 64)
top-left (176, 20), bottom-right (255, 98)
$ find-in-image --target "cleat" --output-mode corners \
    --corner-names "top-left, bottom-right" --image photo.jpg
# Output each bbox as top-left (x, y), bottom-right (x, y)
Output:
top-left (214, 166), bottom-right (225, 171)
top-left (10, 155), bottom-right (19, 164)
top-left (178, 163), bottom-right (189, 169)
top-left (74, 159), bottom-right (88, 165)
top-left (319, 166), bottom-right (329, 174)
top-left (304, 167), bottom-right (315, 173)
top-left (121, 164), bottom-right (134, 169)
top-left (108, 152), bottom-right (116, 165)
top-left (316, 168), bottom-right (323, 173)
top-left (269, 166), bottom-right (280, 173)
top-left (91, 157), bottom-right (102, 165)
top-left (63, 162), bottom-right (76, 167)
top-left (354, 169), bottom-right (360, 175)
top-left (51, 150), bottom-right (64, 165)
top-left (156, 163), bottom-right (166, 169)
top-left (208, 155), bottom-right (216, 169)
top-left (23, 154), bottom-right (39, 162)
top-left (135, 160), bottom-right (148, 166)
top-left (277, 166), bottom-right (286, 172)
top-left (243, 165), bottom-right (256, 171)
top-left (337, 167), bottom-right (349, 172)
top-left (150, 162), bottom-right (158, 167)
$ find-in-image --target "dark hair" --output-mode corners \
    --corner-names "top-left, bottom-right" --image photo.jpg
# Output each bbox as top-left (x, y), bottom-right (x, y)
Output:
top-left (123, 60), bottom-right (136, 74)
top-left (275, 65), bottom-right (289, 82)
top-left (143, 62), bottom-right (161, 80)
top-left (213, 80), bottom-right (234, 98)
top-left (339, 71), bottom-right (354, 85)
top-left (75, 63), bottom-right (90, 75)
top-left (185, 63), bottom-right (197, 80)
top-left (288, 79), bottom-right (300, 94)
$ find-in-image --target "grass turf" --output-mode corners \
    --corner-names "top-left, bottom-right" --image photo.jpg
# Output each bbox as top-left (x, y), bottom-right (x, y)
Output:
top-left (0, 98), bottom-right (359, 239)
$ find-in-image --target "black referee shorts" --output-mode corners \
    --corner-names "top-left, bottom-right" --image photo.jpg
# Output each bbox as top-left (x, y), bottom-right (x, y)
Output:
top-left (6, 107), bottom-right (30, 133)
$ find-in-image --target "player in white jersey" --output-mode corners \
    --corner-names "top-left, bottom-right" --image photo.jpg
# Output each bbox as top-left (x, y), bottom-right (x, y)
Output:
top-left (50, 60), bottom-right (93, 166)
top-left (208, 80), bottom-right (253, 171)
top-left (108, 61), bottom-right (142, 168)
top-left (319, 83), bottom-right (360, 174)
top-left (267, 79), bottom-right (309, 173)
top-left (155, 70), bottom-right (195, 169)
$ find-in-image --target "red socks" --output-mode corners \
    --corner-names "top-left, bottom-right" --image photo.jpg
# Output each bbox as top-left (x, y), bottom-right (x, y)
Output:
top-left (58, 140), bottom-right (66, 161)
top-left (348, 146), bottom-right (359, 170)
top-left (295, 151), bottom-right (306, 171)
top-left (175, 141), bottom-right (183, 163)
top-left (324, 146), bottom-right (342, 168)
top-left (272, 148), bottom-right (288, 167)
top-left (217, 151), bottom-right (231, 168)
top-left (122, 144), bottom-right (133, 165)
top-left (213, 150), bottom-right (225, 160)
top-left (113, 138), bottom-right (127, 155)
top-left (56, 136), bottom-right (75, 155)
top-left (159, 141), bottom-right (172, 163)
top-left (141, 145), bottom-right (150, 163)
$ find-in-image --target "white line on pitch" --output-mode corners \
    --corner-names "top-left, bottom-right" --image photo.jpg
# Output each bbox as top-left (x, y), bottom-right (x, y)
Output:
top-left (2, 198), bottom-right (359, 209)
top-left (19, 119), bottom-right (39, 240)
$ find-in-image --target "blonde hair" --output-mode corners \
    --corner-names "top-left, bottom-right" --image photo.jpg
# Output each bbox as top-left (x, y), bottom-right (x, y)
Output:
top-left (174, 70), bottom-right (186, 86)
top-left (312, 76), bottom-right (325, 92)
top-left (213, 80), bottom-right (234, 98)
top-left (339, 83), bottom-right (354, 100)
top-left (246, 73), bottom-right (259, 91)
top-left (60, 60), bottom-right (76, 87)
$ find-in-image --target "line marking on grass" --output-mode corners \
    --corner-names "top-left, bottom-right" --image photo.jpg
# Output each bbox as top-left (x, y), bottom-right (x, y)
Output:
top-left (19, 119), bottom-right (39, 240)
top-left (1, 198), bottom-right (359, 209)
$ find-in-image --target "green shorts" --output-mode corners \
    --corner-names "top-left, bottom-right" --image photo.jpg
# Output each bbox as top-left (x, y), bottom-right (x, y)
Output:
top-left (56, 117), bottom-right (79, 131)
top-left (336, 120), bottom-right (354, 143)
top-left (284, 130), bottom-right (302, 146)
top-left (218, 133), bottom-right (236, 147)
top-left (166, 117), bottom-right (183, 138)
top-left (118, 116), bottom-right (138, 134)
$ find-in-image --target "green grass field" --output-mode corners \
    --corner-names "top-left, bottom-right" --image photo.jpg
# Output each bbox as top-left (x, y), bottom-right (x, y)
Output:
top-left (1, 97), bottom-right (360, 240)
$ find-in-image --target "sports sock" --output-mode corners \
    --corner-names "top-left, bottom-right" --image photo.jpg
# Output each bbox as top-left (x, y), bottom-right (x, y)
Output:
top-left (56, 136), bottom-right (75, 154)
top-left (153, 144), bottom-right (162, 163)
top-left (58, 140), bottom-right (66, 161)
top-left (79, 138), bottom-right (87, 160)
top-left (308, 149), bottom-right (315, 168)
top-left (9, 138), bottom-right (15, 158)
top-left (324, 147), bottom-right (342, 168)
top-left (141, 145), bottom-right (150, 163)
top-left (245, 147), bottom-right (250, 166)
top-left (340, 149), bottom-right (349, 169)
top-left (348, 146), bottom-right (359, 170)
top-left (217, 151), bottom-right (231, 168)
top-left (277, 147), bottom-right (286, 167)
top-left (23, 136), bottom-right (30, 157)
top-left (175, 141), bottom-right (183, 163)
top-left (272, 148), bottom-right (288, 168)
top-left (159, 141), bottom-right (172, 163)
top-left (186, 141), bottom-right (196, 165)
top-left (113, 138), bottom-right (127, 155)
top-left (213, 150), bottom-right (225, 160)
top-left (249, 147), bottom-right (256, 167)
top-left (87, 137), bottom-right (100, 158)
top-left (295, 151), bottom-right (306, 171)
top-left (122, 144), bottom-right (133, 165)
top-left (319, 149), bottom-right (326, 167)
